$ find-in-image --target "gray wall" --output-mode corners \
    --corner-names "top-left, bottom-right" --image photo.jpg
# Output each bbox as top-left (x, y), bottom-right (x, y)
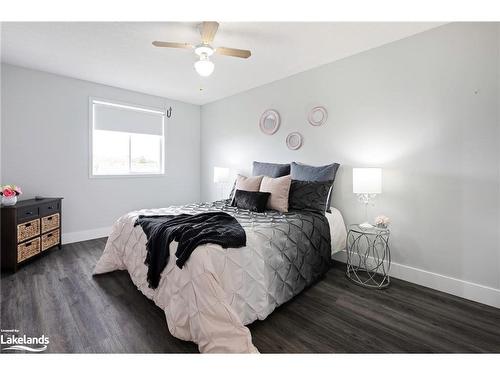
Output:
top-left (1, 64), bottom-right (201, 237)
top-left (201, 23), bottom-right (500, 291)
top-left (1, 23), bottom-right (499, 303)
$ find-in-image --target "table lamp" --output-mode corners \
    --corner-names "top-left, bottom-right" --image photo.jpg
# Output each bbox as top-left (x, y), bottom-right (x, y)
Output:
top-left (213, 167), bottom-right (230, 200)
top-left (353, 167), bottom-right (382, 229)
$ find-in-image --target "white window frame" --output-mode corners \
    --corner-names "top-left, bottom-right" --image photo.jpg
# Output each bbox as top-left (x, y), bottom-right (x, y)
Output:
top-left (89, 97), bottom-right (166, 178)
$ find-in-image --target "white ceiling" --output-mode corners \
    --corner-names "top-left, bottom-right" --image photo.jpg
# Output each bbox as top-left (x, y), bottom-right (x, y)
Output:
top-left (1, 22), bottom-right (443, 105)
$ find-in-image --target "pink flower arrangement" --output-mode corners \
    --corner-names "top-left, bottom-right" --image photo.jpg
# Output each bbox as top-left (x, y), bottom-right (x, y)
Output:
top-left (375, 215), bottom-right (390, 228)
top-left (0, 185), bottom-right (23, 197)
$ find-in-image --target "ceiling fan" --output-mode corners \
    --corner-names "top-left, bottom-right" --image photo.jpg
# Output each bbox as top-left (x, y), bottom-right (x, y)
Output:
top-left (152, 21), bottom-right (251, 77)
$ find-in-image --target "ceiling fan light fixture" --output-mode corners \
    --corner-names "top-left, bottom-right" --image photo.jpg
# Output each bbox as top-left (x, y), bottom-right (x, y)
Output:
top-left (194, 54), bottom-right (215, 77)
top-left (152, 22), bottom-right (251, 78)
top-left (194, 44), bottom-right (214, 57)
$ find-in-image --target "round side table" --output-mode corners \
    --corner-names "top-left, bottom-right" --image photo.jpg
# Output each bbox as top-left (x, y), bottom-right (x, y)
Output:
top-left (346, 224), bottom-right (391, 289)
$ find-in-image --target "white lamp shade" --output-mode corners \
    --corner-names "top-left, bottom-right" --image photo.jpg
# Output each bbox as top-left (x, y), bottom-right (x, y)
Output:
top-left (353, 168), bottom-right (382, 194)
top-left (194, 59), bottom-right (215, 77)
top-left (213, 167), bottom-right (230, 184)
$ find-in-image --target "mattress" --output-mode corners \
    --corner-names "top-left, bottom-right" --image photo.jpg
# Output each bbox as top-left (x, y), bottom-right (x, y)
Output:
top-left (326, 207), bottom-right (348, 255)
top-left (93, 201), bottom-right (346, 353)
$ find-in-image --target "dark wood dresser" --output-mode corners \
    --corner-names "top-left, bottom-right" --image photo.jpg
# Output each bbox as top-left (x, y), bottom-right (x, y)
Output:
top-left (1, 197), bottom-right (63, 272)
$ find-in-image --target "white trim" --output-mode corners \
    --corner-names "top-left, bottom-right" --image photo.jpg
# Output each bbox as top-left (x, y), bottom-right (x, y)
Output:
top-left (62, 226), bottom-right (112, 245)
top-left (333, 250), bottom-right (500, 308)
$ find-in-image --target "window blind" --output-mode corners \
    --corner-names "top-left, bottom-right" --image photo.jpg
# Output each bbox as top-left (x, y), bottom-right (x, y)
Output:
top-left (93, 101), bottom-right (164, 136)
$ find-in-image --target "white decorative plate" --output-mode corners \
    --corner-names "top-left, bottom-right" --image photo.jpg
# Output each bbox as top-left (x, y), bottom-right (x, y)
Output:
top-left (286, 132), bottom-right (303, 150)
top-left (308, 106), bottom-right (328, 127)
top-left (259, 109), bottom-right (281, 135)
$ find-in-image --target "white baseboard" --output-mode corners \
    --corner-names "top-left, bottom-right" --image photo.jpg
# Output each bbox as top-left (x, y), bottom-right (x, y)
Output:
top-left (333, 250), bottom-right (500, 309)
top-left (62, 226), bottom-right (111, 245)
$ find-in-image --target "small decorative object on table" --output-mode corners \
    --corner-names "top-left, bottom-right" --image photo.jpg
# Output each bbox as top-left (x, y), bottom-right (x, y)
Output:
top-left (374, 215), bottom-right (390, 229)
top-left (0, 185), bottom-right (22, 206)
top-left (346, 224), bottom-right (391, 289)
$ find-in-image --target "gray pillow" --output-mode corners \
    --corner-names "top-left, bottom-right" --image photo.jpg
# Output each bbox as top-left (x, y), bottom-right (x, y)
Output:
top-left (291, 162), bottom-right (340, 182)
top-left (290, 162), bottom-right (340, 212)
top-left (252, 161), bottom-right (290, 177)
top-left (288, 180), bottom-right (333, 214)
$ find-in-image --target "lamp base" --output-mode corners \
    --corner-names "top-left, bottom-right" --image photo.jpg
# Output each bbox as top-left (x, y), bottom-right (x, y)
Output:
top-left (359, 222), bottom-right (374, 229)
top-left (356, 193), bottom-right (378, 230)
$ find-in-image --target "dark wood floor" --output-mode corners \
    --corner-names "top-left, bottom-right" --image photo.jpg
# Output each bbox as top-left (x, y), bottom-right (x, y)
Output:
top-left (2, 238), bottom-right (500, 353)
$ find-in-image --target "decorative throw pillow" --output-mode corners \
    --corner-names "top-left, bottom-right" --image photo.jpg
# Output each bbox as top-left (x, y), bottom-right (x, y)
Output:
top-left (252, 161), bottom-right (291, 177)
top-left (259, 175), bottom-right (292, 212)
top-left (288, 180), bottom-right (333, 214)
top-left (290, 162), bottom-right (340, 212)
top-left (229, 174), bottom-right (264, 202)
top-left (235, 174), bottom-right (263, 191)
top-left (231, 190), bottom-right (271, 213)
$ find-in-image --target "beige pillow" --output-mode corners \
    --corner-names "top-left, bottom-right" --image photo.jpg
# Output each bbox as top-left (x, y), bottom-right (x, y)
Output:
top-left (235, 174), bottom-right (263, 192)
top-left (259, 175), bottom-right (292, 212)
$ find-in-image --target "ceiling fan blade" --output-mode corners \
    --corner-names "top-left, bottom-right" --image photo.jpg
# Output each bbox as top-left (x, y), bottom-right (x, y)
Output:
top-left (216, 47), bottom-right (251, 59)
top-left (152, 41), bottom-right (194, 49)
top-left (200, 21), bottom-right (219, 43)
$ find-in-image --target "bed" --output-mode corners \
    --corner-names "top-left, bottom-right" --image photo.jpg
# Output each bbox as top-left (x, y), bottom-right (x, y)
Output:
top-left (93, 200), bottom-right (347, 353)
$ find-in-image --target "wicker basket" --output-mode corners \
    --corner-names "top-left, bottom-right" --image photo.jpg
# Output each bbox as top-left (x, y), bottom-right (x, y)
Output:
top-left (17, 219), bottom-right (40, 242)
top-left (41, 213), bottom-right (60, 233)
top-left (17, 238), bottom-right (41, 262)
top-left (41, 229), bottom-right (60, 251)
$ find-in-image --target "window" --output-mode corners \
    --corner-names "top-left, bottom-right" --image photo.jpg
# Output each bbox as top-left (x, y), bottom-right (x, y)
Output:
top-left (90, 98), bottom-right (165, 177)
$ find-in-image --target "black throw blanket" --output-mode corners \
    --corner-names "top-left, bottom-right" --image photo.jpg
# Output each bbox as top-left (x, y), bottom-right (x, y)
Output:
top-left (134, 212), bottom-right (246, 289)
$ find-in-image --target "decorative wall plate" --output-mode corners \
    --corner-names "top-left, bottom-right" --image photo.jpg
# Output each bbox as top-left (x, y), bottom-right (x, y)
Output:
top-left (308, 106), bottom-right (328, 127)
top-left (286, 132), bottom-right (303, 150)
top-left (259, 109), bottom-right (281, 135)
